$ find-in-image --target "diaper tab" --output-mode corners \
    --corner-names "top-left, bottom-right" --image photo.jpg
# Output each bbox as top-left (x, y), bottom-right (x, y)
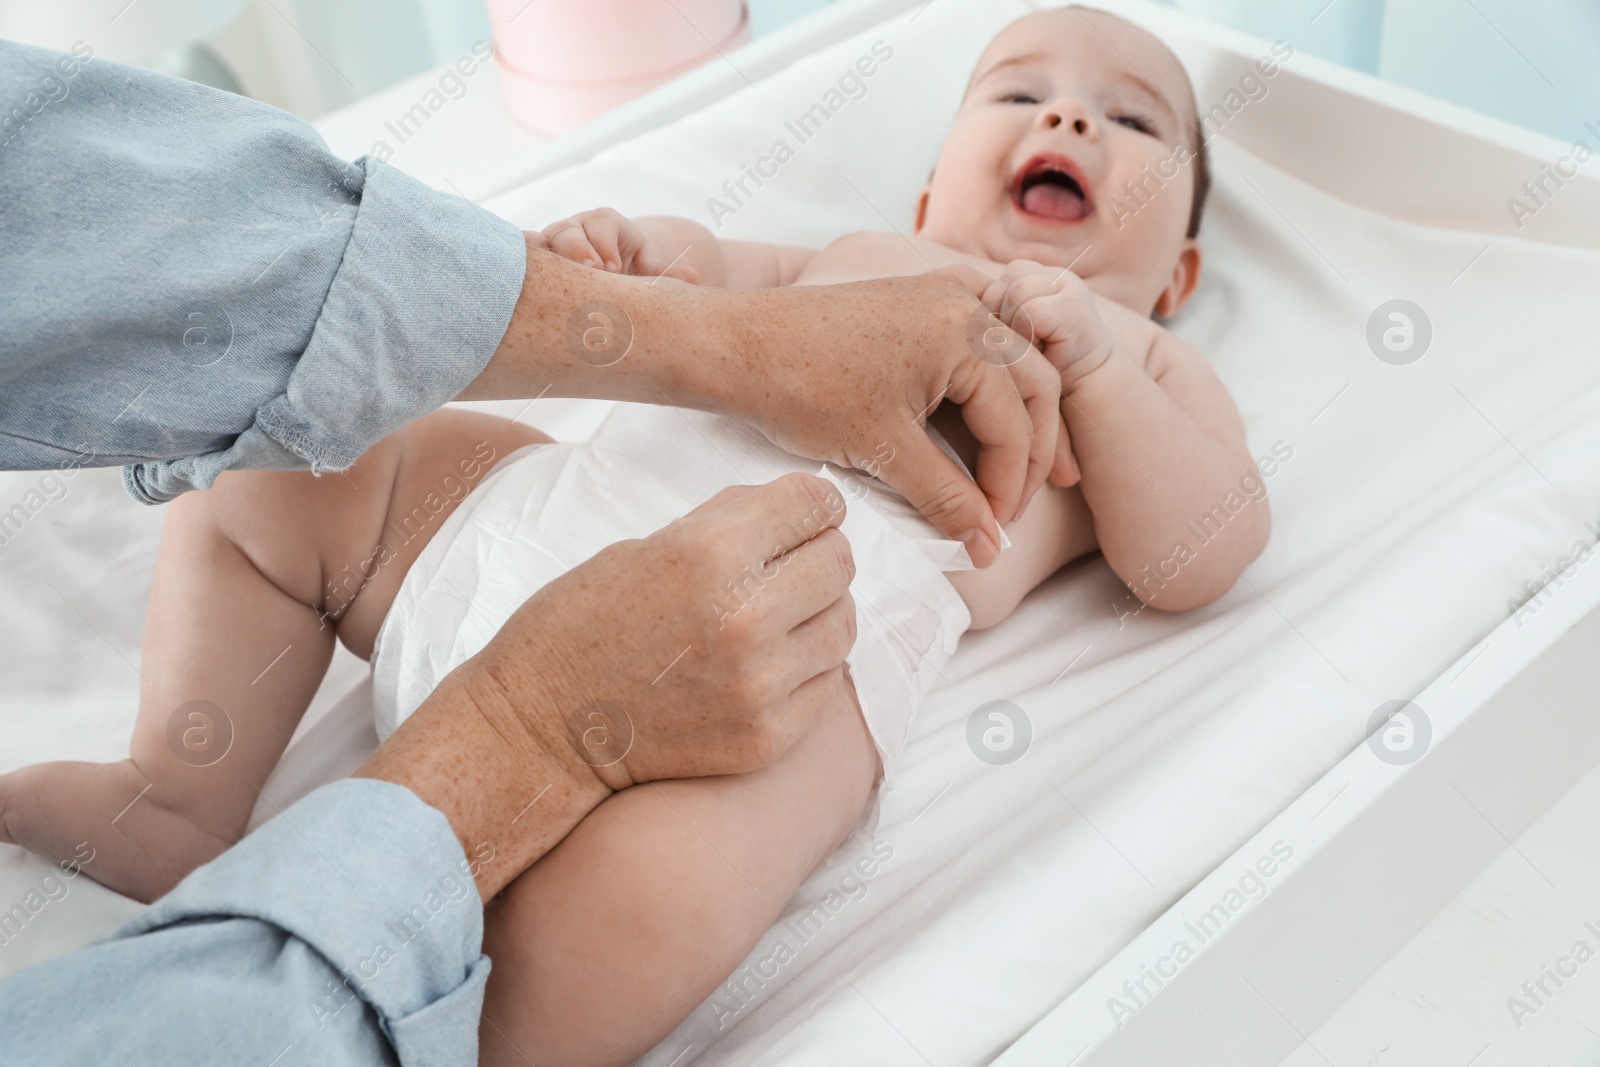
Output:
top-left (813, 466), bottom-right (1011, 573)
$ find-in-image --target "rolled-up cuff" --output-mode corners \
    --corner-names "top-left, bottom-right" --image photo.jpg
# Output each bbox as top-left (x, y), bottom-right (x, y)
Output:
top-left (117, 779), bottom-right (490, 1062)
top-left (123, 160), bottom-right (527, 504)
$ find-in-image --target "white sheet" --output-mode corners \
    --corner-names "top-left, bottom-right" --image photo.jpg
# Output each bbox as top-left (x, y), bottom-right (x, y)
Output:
top-left (3, 2), bottom-right (1599, 1065)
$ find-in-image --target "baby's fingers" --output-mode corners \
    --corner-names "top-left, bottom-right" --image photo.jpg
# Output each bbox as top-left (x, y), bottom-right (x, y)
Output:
top-left (581, 218), bottom-right (626, 272)
top-left (987, 272), bottom-right (1069, 326)
top-left (546, 224), bottom-right (606, 270)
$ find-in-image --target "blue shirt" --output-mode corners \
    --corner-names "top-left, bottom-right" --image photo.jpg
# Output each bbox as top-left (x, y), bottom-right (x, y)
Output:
top-left (0, 780), bottom-right (492, 1066)
top-left (0, 39), bottom-right (527, 504)
top-left (0, 40), bottom-right (527, 1065)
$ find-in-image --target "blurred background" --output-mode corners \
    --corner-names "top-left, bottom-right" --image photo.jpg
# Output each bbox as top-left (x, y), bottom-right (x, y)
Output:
top-left (1, 0), bottom-right (1594, 150)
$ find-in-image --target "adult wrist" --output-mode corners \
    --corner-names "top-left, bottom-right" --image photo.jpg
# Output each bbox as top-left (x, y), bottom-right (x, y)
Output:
top-left (355, 657), bottom-right (612, 901)
top-left (618, 270), bottom-right (752, 417)
top-left (648, 283), bottom-right (791, 427)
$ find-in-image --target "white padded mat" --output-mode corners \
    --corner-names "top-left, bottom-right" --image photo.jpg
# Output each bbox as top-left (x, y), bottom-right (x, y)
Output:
top-left (3, 2), bottom-right (1599, 1065)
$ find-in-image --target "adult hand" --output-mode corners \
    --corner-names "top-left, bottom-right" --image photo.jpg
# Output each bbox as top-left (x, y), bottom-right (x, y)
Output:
top-left (357, 472), bottom-right (856, 898)
top-left (463, 249), bottom-right (1059, 568)
top-left (719, 266), bottom-right (1062, 566)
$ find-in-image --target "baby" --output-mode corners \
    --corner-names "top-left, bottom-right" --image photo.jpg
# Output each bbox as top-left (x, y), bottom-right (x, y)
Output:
top-left (0, 8), bottom-right (1267, 1065)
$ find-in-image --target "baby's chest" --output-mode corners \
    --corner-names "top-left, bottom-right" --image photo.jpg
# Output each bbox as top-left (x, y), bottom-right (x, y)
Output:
top-left (792, 232), bottom-right (981, 286)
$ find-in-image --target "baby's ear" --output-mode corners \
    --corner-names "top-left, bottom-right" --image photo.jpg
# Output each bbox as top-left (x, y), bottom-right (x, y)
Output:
top-left (1154, 239), bottom-right (1202, 318)
top-left (914, 187), bottom-right (932, 233)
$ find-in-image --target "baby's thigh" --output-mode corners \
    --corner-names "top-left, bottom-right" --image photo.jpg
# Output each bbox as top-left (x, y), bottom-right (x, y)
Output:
top-left (651, 676), bottom-right (883, 875)
top-left (478, 683), bottom-right (880, 1065)
top-left (571, 678), bottom-right (881, 904)
top-left (331, 409), bottom-right (549, 657)
top-left (206, 408), bottom-right (543, 661)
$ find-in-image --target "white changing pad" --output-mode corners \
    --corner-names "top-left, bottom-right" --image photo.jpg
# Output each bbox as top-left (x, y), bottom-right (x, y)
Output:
top-left (3, 2), bottom-right (1598, 1064)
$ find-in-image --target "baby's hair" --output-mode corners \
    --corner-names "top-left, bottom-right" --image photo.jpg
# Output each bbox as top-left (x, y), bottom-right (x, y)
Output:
top-left (1186, 119), bottom-right (1211, 238)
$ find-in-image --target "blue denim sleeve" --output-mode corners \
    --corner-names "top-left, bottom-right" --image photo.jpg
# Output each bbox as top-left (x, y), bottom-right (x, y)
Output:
top-left (0, 779), bottom-right (491, 1066)
top-left (0, 40), bottom-right (528, 504)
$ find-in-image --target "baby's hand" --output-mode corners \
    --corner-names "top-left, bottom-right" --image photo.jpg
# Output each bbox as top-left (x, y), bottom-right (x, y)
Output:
top-left (539, 207), bottom-right (699, 283)
top-left (982, 260), bottom-right (1115, 393)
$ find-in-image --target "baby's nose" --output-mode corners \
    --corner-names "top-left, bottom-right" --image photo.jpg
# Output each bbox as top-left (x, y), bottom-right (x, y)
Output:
top-left (1040, 103), bottom-right (1095, 138)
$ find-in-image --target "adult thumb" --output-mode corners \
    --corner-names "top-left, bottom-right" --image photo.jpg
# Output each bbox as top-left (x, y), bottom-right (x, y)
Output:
top-left (880, 428), bottom-right (1003, 568)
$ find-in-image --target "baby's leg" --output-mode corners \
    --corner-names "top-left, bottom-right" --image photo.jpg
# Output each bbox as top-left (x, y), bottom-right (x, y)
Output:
top-left (479, 684), bottom-right (881, 1067)
top-left (0, 410), bottom-right (542, 902)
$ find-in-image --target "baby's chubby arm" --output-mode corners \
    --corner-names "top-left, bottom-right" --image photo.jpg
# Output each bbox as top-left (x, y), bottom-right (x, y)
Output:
top-left (983, 262), bottom-right (1269, 611)
top-left (538, 208), bottom-right (816, 290)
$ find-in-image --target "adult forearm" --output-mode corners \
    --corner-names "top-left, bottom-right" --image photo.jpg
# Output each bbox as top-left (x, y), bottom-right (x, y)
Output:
top-left (458, 241), bottom-right (743, 410)
top-left (356, 661), bottom-right (610, 902)
top-left (1064, 351), bottom-right (1267, 610)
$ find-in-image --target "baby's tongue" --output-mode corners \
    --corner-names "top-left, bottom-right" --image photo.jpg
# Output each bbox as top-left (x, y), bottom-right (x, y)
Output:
top-left (1021, 182), bottom-right (1089, 220)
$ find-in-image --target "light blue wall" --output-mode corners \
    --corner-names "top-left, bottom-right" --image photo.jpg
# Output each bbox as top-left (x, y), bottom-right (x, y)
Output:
top-left (1380, 0), bottom-right (1600, 144)
top-left (259, 0), bottom-right (1600, 141)
top-left (1148, 0), bottom-right (1600, 142)
top-left (749, 0), bottom-right (839, 37)
top-left (277, 0), bottom-right (484, 108)
top-left (411, 0), bottom-right (492, 61)
top-left (1168, 0), bottom-right (1385, 73)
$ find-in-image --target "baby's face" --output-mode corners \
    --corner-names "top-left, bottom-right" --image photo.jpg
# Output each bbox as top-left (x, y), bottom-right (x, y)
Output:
top-left (916, 9), bottom-right (1201, 316)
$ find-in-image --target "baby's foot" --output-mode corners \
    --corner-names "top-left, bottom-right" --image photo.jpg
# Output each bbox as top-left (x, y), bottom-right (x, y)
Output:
top-left (0, 760), bottom-right (237, 904)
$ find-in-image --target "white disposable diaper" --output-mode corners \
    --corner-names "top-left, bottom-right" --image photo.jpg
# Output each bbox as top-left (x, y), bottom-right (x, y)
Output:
top-left (370, 404), bottom-right (975, 784)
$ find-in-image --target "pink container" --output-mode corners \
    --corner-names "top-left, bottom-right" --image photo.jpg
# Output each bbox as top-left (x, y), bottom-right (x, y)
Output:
top-left (487, 0), bottom-right (750, 135)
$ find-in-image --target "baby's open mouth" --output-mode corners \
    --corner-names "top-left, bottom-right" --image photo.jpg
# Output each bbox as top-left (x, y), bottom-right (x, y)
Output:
top-left (1012, 154), bottom-right (1093, 222)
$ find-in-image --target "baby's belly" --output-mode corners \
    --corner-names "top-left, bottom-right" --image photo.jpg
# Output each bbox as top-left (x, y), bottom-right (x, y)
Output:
top-left (368, 404), bottom-right (974, 783)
